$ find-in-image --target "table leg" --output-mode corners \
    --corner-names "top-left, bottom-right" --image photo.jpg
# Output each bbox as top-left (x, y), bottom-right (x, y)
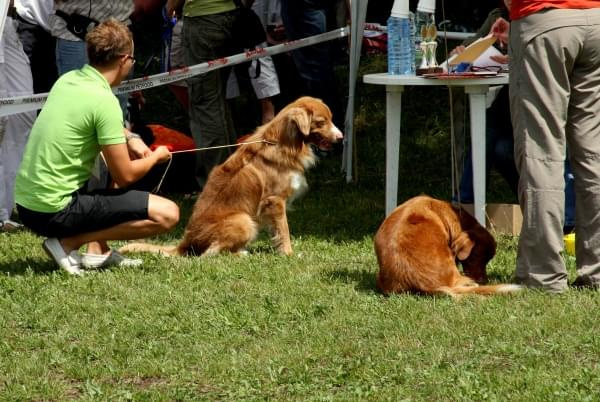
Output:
top-left (386, 86), bottom-right (404, 216)
top-left (464, 85), bottom-right (489, 226)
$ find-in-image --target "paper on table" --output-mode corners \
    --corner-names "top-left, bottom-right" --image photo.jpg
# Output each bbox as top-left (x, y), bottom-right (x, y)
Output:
top-left (446, 34), bottom-right (498, 65)
top-left (473, 45), bottom-right (507, 69)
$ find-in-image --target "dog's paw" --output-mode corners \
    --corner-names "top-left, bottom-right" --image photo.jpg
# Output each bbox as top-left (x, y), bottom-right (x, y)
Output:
top-left (279, 247), bottom-right (293, 256)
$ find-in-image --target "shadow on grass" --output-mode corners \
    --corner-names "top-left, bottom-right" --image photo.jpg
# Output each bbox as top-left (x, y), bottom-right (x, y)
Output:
top-left (287, 184), bottom-right (385, 242)
top-left (0, 257), bottom-right (56, 275)
top-left (322, 266), bottom-right (378, 293)
top-left (484, 271), bottom-right (515, 284)
top-left (323, 265), bottom-right (517, 297)
top-left (165, 173), bottom-right (386, 245)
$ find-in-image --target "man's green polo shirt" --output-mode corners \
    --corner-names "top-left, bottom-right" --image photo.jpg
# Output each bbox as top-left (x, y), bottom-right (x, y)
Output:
top-left (15, 65), bottom-right (125, 213)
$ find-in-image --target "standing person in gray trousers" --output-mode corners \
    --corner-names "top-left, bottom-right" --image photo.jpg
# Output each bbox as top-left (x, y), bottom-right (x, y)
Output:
top-left (492, 2), bottom-right (600, 292)
top-left (167, 0), bottom-right (238, 191)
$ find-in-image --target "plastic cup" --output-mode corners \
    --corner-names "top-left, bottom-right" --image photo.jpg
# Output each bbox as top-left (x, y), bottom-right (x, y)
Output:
top-left (390, 0), bottom-right (409, 18)
top-left (417, 0), bottom-right (436, 13)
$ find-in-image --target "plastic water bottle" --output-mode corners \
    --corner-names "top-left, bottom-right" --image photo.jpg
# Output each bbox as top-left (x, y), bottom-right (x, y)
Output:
top-left (387, 12), bottom-right (415, 75)
top-left (409, 12), bottom-right (416, 72)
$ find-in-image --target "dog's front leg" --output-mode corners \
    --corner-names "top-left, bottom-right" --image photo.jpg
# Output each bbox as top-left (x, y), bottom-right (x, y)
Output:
top-left (259, 196), bottom-right (292, 255)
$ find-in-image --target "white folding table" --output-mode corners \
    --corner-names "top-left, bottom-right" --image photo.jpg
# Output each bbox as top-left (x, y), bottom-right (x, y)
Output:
top-left (362, 73), bottom-right (509, 225)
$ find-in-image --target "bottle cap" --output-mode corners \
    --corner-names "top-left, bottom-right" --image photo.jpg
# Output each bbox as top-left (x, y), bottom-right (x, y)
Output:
top-left (416, 0), bottom-right (435, 13)
top-left (390, 0), bottom-right (409, 18)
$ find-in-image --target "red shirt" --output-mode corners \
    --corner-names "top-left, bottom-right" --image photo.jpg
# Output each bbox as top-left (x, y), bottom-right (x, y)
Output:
top-left (511, 0), bottom-right (600, 19)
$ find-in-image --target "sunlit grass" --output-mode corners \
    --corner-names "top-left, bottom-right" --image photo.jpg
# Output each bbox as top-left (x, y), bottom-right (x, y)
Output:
top-left (1, 54), bottom-right (597, 400)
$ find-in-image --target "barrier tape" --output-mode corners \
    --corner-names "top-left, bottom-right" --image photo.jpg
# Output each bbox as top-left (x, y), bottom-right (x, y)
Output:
top-left (0, 26), bottom-right (349, 117)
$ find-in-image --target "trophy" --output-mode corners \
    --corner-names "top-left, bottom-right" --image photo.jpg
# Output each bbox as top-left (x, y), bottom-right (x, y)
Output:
top-left (416, 23), bottom-right (443, 75)
top-left (426, 24), bottom-right (439, 68)
top-left (419, 24), bottom-right (429, 70)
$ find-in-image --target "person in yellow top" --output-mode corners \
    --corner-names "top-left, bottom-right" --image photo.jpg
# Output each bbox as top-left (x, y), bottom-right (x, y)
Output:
top-left (15, 19), bottom-right (179, 275)
top-left (167, 0), bottom-right (239, 191)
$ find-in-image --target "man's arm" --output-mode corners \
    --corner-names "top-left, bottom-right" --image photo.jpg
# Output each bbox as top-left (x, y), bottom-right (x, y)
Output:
top-left (124, 127), bottom-right (152, 159)
top-left (101, 142), bottom-right (171, 188)
top-left (462, 8), bottom-right (504, 47)
top-left (491, 17), bottom-right (510, 48)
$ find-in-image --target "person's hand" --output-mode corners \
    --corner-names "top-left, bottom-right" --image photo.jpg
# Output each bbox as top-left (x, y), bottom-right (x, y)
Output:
top-left (166, 0), bottom-right (184, 19)
top-left (490, 54), bottom-right (510, 65)
top-left (130, 90), bottom-right (146, 108)
top-left (153, 145), bottom-right (172, 164)
top-left (490, 17), bottom-right (510, 48)
top-left (266, 24), bottom-right (286, 45)
top-left (450, 45), bottom-right (466, 56)
top-left (131, 0), bottom-right (165, 22)
top-left (127, 137), bottom-right (152, 159)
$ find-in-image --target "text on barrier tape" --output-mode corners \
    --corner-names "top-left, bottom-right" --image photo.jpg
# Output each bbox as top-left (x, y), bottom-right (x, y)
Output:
top-left (0, 27), bottom-right (349, 117)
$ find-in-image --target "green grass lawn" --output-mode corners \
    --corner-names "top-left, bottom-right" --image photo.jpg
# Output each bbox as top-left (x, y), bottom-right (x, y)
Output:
top-left (1, 55), bottom-right (599, 400)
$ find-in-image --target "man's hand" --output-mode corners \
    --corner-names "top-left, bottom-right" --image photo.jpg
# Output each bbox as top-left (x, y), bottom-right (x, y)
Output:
top-left (152, 145), bottom-right (172, 164)
top-left (450, 45), bottom-right (466, 56)
top-left (266, 25), bottom-right (286, 45)
top-left (490, 54), bottom-right (510, 65)
top-left (127, 137), bottom-right (152, 159)
top-left (490, 17), bottom-right (510, 48)
top-left (166, 0), bottom-right (185, 18)
top-left (131, 0), bottom-right (165, 22)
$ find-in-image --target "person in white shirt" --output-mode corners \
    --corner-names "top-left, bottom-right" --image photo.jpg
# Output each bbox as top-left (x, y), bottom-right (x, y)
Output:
top-left (0, 1), bottom-right (36, 231)
top-left (14, 0), bottom-right (57, 93)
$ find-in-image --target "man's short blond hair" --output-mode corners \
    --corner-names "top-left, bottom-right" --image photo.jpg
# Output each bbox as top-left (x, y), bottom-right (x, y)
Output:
top-left (86, 18), bottom-right (133, 67)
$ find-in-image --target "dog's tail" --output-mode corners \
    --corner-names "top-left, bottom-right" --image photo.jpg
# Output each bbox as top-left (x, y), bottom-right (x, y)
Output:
top-left (437, 283), bottom-right (523, 298)
top-left (118, 242), bottom-right (180, 256)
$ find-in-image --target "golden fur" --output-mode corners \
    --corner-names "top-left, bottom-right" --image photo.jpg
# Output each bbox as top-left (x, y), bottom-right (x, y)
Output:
top-left (120, 96), bottom-right (343, 257)
top-left (374, 195), bottom-right (521, 297)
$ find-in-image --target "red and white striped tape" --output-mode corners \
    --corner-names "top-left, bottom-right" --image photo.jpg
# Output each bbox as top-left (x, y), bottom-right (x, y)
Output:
top-left (0, 26), bottom-right (349, 117)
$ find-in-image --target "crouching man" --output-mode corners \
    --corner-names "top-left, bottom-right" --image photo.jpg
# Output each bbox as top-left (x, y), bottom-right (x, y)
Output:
top-left (14, 19), bottom-right (179, 275)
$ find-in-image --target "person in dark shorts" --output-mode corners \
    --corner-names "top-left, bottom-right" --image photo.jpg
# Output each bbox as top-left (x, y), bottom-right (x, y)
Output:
top-left (14, 19), bottom-right (179, 275)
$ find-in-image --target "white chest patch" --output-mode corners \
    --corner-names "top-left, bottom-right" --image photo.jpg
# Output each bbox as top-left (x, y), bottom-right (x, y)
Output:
top-left (290, 172), bottom-right (307, 192)
top-left (288, 172), bottom-right (308, 207)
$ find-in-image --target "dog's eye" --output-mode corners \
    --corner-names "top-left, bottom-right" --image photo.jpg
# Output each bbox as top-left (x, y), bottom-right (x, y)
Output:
top-left (313, 118), bottom-right (325, 127)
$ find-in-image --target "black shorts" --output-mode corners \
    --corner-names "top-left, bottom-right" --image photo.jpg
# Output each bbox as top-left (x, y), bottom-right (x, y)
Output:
top-left (17, 188), bottom-right (149, 238)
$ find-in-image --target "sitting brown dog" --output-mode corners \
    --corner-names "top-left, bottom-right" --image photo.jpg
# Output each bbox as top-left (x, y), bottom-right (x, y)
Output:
top-left (374, 195), bottom-right (521, 297)
top-left (120, 96), bottom-right (343, 257)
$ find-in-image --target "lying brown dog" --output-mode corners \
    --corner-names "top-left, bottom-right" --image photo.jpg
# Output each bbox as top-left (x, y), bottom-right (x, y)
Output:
top-left (120, 96), bottom-right (343, 257)
top-left (374, 195), bottom-right (521, 297)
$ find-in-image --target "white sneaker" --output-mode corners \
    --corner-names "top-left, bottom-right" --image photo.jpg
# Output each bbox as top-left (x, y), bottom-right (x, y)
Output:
top-left (81, 250), bottom-right (143, 269)
top-left (42, 238), bottom-right (84, 276)
top-left (0, 219), bottom-right (24, 232)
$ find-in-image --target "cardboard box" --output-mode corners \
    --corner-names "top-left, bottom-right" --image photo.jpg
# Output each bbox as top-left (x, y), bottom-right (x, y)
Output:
top-left (460, 203), bottom-right (522, 236)
top-left (486, 203), bottom-right (522, 236)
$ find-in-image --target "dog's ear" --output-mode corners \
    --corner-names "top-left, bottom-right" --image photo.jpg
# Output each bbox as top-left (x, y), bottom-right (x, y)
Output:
top-left (451, 232), bottom-right (475, 260)
top-left (285, 107), bottom-right (311, 137)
